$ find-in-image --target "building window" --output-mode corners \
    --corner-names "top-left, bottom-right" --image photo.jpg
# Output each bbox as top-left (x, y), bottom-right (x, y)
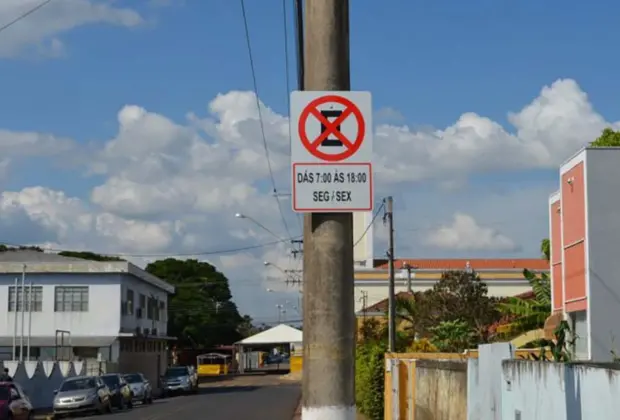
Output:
top-left (147, 297), bottom-right (160, 321)
top-left (147, 297), bottom-right (154, 320)
top-left (126, 289), bottom-right (134, 315)
top-left (138, 294), bottom-right (146, 318)
top-left (54, 286), bottom-right (89, 312)
top-left (159, 301), bottom-right (165, 323)
top-left (8, 286), bottom-right (43, 312)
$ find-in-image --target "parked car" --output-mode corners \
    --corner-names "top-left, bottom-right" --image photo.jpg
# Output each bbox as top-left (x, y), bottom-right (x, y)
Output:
top-left (100, 373), bottom-right (133, 410)
top-left (122, 373), bottom-right (153, 405)
top-left (161, 366), bottom-right (197, 396)
top-left (52, 376), bottom-right (112, 418)
top-left (0, 382), bottom-right (33, 420)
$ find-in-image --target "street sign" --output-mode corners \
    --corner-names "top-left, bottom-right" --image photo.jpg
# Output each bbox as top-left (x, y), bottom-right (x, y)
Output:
top-left (290, 91), bottom-right (373, 213)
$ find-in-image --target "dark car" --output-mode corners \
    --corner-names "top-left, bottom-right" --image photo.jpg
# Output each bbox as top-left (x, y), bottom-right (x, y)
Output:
top-left (0, 382), bottom-right (33, 420)
top-left (100, 374), bottom-right (133, 410)
top-left (161, 366), bottom-right (197, 397)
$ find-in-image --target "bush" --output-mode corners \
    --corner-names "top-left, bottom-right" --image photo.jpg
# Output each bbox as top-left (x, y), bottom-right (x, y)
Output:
top-left (356, 341), bottom-right (386, 420)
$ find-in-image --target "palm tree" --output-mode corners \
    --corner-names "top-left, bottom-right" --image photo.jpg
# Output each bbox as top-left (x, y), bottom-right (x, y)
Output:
top-left (497, 268), bottom-right (551, 336)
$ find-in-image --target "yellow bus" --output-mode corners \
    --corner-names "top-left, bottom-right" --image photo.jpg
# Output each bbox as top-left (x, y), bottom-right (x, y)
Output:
top-left (196, 353), bottom-right (230, 377)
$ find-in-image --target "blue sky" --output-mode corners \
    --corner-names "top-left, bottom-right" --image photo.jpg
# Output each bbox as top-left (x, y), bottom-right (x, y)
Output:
top-left (0, 0), bottom-right (618, 317)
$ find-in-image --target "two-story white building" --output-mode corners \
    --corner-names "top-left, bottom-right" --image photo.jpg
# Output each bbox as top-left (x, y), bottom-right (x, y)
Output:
top-left (0, 251), bottom-right (175, 382)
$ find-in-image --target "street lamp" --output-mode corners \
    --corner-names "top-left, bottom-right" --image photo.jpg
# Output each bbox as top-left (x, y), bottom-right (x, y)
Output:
top-left (235, 213), bottom-right (284, 241)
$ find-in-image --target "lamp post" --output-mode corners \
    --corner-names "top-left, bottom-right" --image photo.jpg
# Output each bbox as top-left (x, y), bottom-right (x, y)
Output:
top-left (235, 213), bottom-right (285, 242)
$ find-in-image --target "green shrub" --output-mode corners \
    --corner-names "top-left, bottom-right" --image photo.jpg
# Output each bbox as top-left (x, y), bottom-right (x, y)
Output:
top-left (355, 341), bottom-right (386, 420)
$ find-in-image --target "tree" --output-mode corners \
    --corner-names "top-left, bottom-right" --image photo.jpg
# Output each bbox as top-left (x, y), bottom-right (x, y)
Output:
top-left (237, 315), bottom-right (262, 338)
top-left (590, 128), bottom-right (620, 147)
top-left (0, 245), bottom-right (43, 253)
top-left (395, 271), bottom-right (500, 347)
top-left (497, 238), bottom-right (552, 337)
top-left (58, 251), bottom-right (124, 262)
top-left (145, 258), bottom-right (244, 348)
top-left (428, 270), bottom-right (501, 343)
top-left (497, 269), bottom-right (551, 337)
top-left (540, 238), bottom-right (550, 261)
top-left (429, 319), bottom-right (474, 352)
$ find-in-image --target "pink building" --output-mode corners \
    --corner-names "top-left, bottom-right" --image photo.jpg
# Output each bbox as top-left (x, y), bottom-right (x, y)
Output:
top-left (549, 147), bottom-right (620, 360)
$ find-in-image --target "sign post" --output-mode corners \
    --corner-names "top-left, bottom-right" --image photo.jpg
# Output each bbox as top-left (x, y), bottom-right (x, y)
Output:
top-left (290, 91), bottom-right (373, 213)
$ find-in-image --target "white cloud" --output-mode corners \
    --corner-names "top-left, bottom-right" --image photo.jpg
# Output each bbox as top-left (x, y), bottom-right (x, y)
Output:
top-left (425, 213), bottom-right (520, 252)
top-left (373, 79), bottom-right (618, 184)
top-left (0, 0), bottom-right (143, 58)
top-left (0, 78), bottom-right (613, 316)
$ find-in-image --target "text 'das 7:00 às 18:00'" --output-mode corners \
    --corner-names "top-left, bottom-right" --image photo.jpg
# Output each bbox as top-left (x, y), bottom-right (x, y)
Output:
top-left (292, 163), bottom-right (373, 212)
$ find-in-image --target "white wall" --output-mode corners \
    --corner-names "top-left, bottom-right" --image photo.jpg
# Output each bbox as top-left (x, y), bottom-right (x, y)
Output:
top-left (0, 273), bottom-right (122, 338)
top-left (502, 360), bottom-right (620, 420)
top-left (120, 275), bottom-right (168, 336)
top-left (582, 149), bottom-right (620, 360)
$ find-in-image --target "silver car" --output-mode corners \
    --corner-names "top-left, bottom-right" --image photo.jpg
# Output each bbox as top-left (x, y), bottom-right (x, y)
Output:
top-left (53, 376), bottom-right (112, 417)
top-left (122, 373), bottom-right (153, 404)
top-left (161, 366), bottom-right (197, 396)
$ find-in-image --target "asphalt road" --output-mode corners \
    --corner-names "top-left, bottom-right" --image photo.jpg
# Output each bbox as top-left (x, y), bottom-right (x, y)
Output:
top-left (65, 383), bottom-right (301, 420)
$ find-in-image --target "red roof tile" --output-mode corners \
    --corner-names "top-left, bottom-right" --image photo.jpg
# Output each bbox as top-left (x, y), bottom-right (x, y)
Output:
top-left (373, 258), bottom-right (549, 271)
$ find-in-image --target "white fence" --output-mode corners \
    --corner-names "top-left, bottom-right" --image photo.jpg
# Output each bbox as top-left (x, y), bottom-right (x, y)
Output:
top-left (5, 360), bottom-right (86, 409)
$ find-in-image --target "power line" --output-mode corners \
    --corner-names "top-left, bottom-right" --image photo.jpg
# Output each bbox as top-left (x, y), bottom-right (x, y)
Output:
top-left (353, 202), bottom-right (385, 248)
top-left (0, 235), bottom-right (301, 258)
top-left (239, 0), bottom-right (294, 242)
top-left (0, 0), bottom-right (54, 35)
top-left (281, 0), bottom-right (303, 235)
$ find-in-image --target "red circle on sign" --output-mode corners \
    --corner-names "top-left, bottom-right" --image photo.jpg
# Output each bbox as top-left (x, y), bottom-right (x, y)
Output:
top-left (298, 95), bottom-right (366, 162)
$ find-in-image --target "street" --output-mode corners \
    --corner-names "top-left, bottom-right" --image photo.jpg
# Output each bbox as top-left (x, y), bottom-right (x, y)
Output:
top-left (63, 378), bottom-right (300, 420)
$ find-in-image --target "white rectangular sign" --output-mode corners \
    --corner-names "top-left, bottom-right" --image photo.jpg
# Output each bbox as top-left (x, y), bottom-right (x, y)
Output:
top-left (293, 163), bottom-right (373, 212)
top-left (290, 91), bottom-right (373, 213)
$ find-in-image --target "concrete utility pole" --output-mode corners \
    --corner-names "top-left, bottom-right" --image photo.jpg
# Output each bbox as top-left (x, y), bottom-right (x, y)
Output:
top-left (301, 1), bottom-right (355, 419)
top-left (386, 196), bottom-right (396, 352)
top-left (403, 262), bottom-right (413, 293)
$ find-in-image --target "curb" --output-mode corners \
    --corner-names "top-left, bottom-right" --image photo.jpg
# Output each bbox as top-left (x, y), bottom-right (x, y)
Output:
top-left (292, 395), bottom-right (301, 420)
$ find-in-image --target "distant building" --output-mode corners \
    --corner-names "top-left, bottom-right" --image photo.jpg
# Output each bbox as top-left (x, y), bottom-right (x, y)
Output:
top-left (354, 258), bottom-right (549, 314)
top-left (0, 250), bottom-right (175, 383)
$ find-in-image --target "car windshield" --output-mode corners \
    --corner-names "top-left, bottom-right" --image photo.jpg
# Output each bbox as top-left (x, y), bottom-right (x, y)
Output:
top-left (123, 374), bottom-right (142, 384)
top-left (0, 387), bottom-right (10, 401)
top-left (60, 378), bottom-right (96, 392)
top-left (101, 375), bottom-right (120, 388)
top-left (165, 367), bottom-right (188, 377)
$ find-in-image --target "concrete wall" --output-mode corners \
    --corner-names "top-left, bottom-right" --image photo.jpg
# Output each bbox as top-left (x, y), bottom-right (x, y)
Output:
top-left (582, 149), bottom-right (620, 361)
top-left (3, 359), bottom-right (87, 409)
top-left (466, 343), bottom-right (514, 420)
top-left (502, 360), bottom-right (620, 420)
top-left (415, 359), bottom-right (467, 420)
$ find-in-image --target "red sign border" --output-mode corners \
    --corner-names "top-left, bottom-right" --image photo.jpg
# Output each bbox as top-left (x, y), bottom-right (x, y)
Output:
top-left (292, 162), bottom-right (373, 212)
top-left (298, 95), bottom-right (366, 162)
